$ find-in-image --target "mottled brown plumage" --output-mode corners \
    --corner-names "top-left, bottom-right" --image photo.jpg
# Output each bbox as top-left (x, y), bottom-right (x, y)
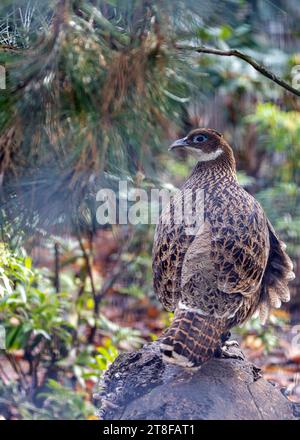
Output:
top-left (153, 128), bottom-right (295, 368)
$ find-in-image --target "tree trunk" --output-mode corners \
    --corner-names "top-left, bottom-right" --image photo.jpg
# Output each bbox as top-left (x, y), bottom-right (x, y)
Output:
top-left (95, 342), bottom-right (297, 420)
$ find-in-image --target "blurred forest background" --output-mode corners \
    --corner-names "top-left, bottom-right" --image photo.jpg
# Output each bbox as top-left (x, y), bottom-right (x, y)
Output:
top-left (0, 0), bottom-right (300, 420)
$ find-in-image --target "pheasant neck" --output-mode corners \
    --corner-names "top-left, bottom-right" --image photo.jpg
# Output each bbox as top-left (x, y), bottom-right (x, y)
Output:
top-left (187, 153), bottom-right (237, 189)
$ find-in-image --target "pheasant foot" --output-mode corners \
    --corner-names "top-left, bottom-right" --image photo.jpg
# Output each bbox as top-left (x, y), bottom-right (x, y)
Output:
top-left (221, 340), bottom-right (244, 360)
top-left (214, 340), bottom-right (244, 360)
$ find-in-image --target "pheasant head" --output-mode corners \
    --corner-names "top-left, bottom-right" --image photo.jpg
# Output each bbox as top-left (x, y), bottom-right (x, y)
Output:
top-left (169, 128), bottom-right (236, 171)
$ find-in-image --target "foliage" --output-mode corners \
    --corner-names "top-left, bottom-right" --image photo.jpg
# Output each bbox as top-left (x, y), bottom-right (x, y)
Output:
top-left (246, 104), bottom-right (300, 255)
top-left (0, 0), bottom-right (193, 236)
top-left (256, 183), bottom-right (300, 255)
top-left (1, 0), bottom-right (299, 237)
top-left (0, 244), bottom-right (136, 419)
top-left (0, 379), bottom-right (95, 420)
top-left (247, 103), bottom-right (300, 183)
top-left (235, 312), bottom-right (289, 354)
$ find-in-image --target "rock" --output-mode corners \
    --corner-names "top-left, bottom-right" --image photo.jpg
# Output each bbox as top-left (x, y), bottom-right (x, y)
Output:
top-left (95, 342), bottom-right (296, 420)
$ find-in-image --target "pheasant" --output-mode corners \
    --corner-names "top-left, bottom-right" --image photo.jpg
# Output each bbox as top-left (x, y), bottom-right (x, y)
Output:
top-left (152, 128), bottom-right (295, 368)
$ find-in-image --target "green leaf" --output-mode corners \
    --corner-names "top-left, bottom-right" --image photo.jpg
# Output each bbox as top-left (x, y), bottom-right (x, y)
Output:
top-left (219, 25), bottom-right (232, 40)
top-left (33, 329), bottom-right (51, 340)
top-left (6, 325), bottom-right (23, 349)
top-left (17, 284), bottom-right (27, 303)
top-left (1, 274), bottom-right (12, 295)
top-left (24, 257), bottom-right (32, 269)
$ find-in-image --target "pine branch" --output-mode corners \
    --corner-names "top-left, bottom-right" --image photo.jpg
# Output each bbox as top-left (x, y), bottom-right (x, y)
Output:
top-left (79, 2), bottom-right (130, 46)
top-left (0, 44), bottom-right (20, 53)
top-left (177, 45), bottom-right (300, 98)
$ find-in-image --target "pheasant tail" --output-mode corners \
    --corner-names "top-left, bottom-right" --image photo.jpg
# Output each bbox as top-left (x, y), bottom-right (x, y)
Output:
top-left (258, 223), bottom-right (295, 324)
top-left (159, 309), bottom-right (224, 368)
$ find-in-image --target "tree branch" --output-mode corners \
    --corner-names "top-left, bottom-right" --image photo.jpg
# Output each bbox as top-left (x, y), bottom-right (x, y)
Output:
top-left (177, 45), bottom-right (300, 98)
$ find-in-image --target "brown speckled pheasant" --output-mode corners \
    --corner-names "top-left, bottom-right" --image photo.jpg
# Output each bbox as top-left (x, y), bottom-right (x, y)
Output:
top-left (152, 128), bottom-right (295, 368)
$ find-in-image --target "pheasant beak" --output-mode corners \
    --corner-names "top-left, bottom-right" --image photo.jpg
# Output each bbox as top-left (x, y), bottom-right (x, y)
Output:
top-left (168, 137), bottom-right (189, 151)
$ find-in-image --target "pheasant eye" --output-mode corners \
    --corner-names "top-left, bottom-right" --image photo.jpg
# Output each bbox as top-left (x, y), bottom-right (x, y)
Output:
top-left (193, 134), bottom-right (207, 143)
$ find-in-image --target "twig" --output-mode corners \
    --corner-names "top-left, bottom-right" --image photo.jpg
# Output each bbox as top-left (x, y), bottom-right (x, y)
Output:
top-left (80, 2), bottom-right (130, 46)
top-left (77, 234), bottom-right (97, 304)
top-left (5, 353), bottom-right (28, 390)
top-left (177, 45), bottom-right (300, 98)
top-left (77, 227), bottom-right (135, 343)
top-left (0, 362), bottom-right (10, 385)
top-left (88, 258), bottom-right (131, 344)
top-left (96, 260), bottom-right (129, 308)
top-left (0, 44), bottom-right (20, 53)
top-left (54, 242), bottom-right (60, 293)
top-left (77, 233), bottom-right (99, 343)
top-left (12, 0), bottom-right (69, 93)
